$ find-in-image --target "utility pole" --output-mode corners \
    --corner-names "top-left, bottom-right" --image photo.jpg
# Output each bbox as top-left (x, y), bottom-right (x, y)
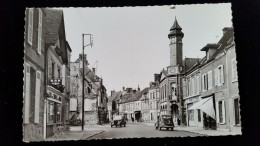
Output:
top-left (81, 33), bottom-right (93, 131)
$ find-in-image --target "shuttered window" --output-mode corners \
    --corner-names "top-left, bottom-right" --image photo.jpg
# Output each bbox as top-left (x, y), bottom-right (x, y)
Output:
top-left (217, 100), bottom-right (226, 124)
top-left (202, 74), bottom-right (208, 91)
top-left (215, 65), bottom-right (224, 86)
top-left (37, 9), bottom-right (42, 54)
top-left (231, 58), bottom-right (238, 82)
top-left (34, 71), bottom-right (41, 123)
top-left (24, 64), bottom-right (31, 123)
top-left (214, 68), bottom-right (218, 86)
top-left (28, 8), bottom-right (33, 45)
top-left (196, 75), bottom-right (200, 94)
top-left (208, 70), bottom-right (212, 89)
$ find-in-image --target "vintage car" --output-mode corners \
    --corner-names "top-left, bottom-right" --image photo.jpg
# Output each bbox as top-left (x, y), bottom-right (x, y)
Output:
top-left (155, 115), bottom-right (174, 131)
top-left (111, 115), bottom-right (126, 127)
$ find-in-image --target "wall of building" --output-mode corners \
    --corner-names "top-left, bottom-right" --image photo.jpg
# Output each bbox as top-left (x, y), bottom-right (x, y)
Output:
top-left (23, 8), bottom-right (45, 141)
top-left (226, 45), bottom-right (241, 133)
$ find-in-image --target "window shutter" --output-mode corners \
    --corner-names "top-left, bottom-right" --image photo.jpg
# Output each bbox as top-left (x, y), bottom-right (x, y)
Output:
top-left (206, 74), bottom-right (208, 90)
top-left (222, 100), bottom-right (226, 124)
top-left (28, 8), bottom-right (33, 45)
top-left (197, 75), bottom-right (200, 93)
top-left (208, 70), bottom-right (212, 89)
top-left (34, 71), bottom-right (41, 123)
top-left (214, 68), bottom-right (218, 86)
top-left (202, 75), bottom-right (204, 91)
top-left (221, 65), bottom-right (224, 84)
top-left (216, 101), bottom-right (219, 124)
top-left (37, 9), bottom-right (42, 55)
top-left (24, 64), bottom-right (31, 123)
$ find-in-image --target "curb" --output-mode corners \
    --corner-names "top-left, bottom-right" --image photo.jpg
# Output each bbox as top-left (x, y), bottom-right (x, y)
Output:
top-left (83, 130), bottom-right (105, 140)
top-left (176, 129), bottom-right (208, 136)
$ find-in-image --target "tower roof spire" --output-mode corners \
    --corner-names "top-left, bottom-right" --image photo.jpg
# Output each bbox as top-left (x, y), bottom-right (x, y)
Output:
top-left (168, 17), bottom-right (184, 38)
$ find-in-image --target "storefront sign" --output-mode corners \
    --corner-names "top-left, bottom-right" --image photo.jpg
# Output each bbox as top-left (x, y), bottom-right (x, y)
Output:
top-left (49, 79), bottom-right (62, 86)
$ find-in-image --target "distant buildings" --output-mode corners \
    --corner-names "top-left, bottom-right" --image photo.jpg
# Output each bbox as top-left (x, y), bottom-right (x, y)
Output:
top-left (69, 54), bottom-right (108, 125)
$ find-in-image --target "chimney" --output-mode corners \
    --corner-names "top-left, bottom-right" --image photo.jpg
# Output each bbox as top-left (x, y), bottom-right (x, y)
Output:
top-left (126, 88), bottom-right (131, 93)
top-left (111, 90), bottom-right (115, 96)
top-left (154, 74), bottom-right (160, 82)
top-left (222, 27), bottom-right (229, 36)
top-left (92, 68), bottom-right (96, 74)
top-left (79, 54), bottom-right (87, 61)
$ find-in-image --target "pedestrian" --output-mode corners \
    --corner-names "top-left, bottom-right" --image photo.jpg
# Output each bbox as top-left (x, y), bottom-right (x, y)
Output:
top-left (177, 118), bottom-right (181, 126)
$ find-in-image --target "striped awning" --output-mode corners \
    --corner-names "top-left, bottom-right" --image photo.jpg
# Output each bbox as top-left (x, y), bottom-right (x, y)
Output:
top-left (188, 97), bottom-right (216, 120)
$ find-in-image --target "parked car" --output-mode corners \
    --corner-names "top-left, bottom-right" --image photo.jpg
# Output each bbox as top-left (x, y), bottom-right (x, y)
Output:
top-left (155, 115), bottom-right (174, 131)
top-left (111, 115), bottom-right (126, 127)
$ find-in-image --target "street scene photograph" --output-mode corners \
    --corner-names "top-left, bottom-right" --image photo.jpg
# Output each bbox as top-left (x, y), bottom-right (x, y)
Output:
top-left (23, 3), bottom-right (242, 142)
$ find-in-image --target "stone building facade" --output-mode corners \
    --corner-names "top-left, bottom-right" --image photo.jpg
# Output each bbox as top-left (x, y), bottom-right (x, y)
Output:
top-left (23, 8), bottom-right (72, 141)
top-left (23, 8), bottom-right (46, 141)
top-left (183, 27), bottom-right (241, 133)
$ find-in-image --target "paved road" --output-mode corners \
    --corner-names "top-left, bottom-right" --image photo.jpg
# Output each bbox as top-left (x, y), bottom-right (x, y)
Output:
top-left (87, 122), bottom-right (203, 139)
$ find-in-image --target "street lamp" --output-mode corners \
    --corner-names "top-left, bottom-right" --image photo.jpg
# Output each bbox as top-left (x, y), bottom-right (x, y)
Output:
top-left (81, 33), bottom-right (93, 130)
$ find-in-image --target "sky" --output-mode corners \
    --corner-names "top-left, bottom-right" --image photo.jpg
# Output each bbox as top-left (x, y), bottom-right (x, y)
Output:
top-left (60, 3), bottom-right (233, 95)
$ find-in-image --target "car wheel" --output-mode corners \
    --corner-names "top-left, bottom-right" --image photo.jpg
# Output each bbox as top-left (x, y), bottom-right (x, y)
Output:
top-left (120, 124), bottom-right (122, 127)
top-left (166, 128), bottom-right (169, 131)
top-left (171, 128), bottom-right (174, 131)
top-left (116, 125), bottom-right (117, 127)
top-left (124, 124), bottom-right (126, 127)
top-left (111, 125), bottom-right (113, 127)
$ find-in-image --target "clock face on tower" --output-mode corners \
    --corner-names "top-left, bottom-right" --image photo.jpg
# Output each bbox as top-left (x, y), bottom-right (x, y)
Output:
top-left (168, 67), bottom-right (178, 74)
top-left (170, 68), bottom-right (176, 73)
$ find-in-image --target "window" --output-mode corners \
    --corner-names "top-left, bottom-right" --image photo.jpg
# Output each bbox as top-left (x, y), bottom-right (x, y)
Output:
top-left (198, 109), bottom-right (201, 122)
top-left (51, 61), bottom-right (55, 78)
top-left (29, 67), bottom-right (36, 123)
top-left (196, 75), bottom-right (200, 94)
top-left (24, 64), bottom-right (31, 123)
top-left (153, 92), bottom-right (155, 99)
top-left (58, 68), bottom-right (61, 78)
top-left (187, 79), bottom-right (190, 96)
top-left (191, 77), bottom-right (195, 95)
top-left (208, 70), bottom-right (212, 89)
top-left (202, 74), bottom-right (208, 91)
top-left (47, 100), bottom-right (62, 124)
top-left (164, 84), bottom-right (166, 101)
top-left (150, 93), bottom-right (152, 100)
top-left (34, 71), bottom-right (41, 123)
top-left (187, 103), bottom-right (194, 121)
top-left (28, 8), bottom-right (33, 45)
top-left (231, 58), bottom-right (238, 82)
top-left (234, 98), bottom-right (240, 125)
top-left (217, 100), bottom-right (226, 124)
top-left (215, 65), bottom-right (224, 86)
top-left (37, 9), bottom-right (42, 54)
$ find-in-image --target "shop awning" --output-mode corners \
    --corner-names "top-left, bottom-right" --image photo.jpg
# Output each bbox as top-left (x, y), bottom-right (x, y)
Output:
top-left (188, 97), bottom-right (216, 120)
top-left (188, 98), bottom-right (209, 110)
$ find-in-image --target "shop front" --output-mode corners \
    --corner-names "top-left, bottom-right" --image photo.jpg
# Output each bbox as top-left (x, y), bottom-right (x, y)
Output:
top-left (134, 111), bottom-right (141, 122)
top-left (188, 95), bottom-right (216, 130)
top-left (45, 90), bottom-right (63, 138)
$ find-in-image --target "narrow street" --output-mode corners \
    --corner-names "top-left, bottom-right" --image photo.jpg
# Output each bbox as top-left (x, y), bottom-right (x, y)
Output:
top-left (87, 122), bottom-right (203, 139)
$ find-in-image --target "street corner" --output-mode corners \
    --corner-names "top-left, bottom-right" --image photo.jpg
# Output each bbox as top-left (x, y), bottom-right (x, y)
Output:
top-left (81, 130), bottom-right (105, 140)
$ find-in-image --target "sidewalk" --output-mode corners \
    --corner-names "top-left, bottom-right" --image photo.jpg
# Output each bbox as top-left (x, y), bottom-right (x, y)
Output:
top-left (45, 125), bottom-right (106, 141)
top-left (174, 126), bottom-right (242, 136)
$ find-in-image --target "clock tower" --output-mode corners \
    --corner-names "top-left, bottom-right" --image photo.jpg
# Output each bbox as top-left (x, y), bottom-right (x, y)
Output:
top-left (167, 18), bottom-right (184, 74)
